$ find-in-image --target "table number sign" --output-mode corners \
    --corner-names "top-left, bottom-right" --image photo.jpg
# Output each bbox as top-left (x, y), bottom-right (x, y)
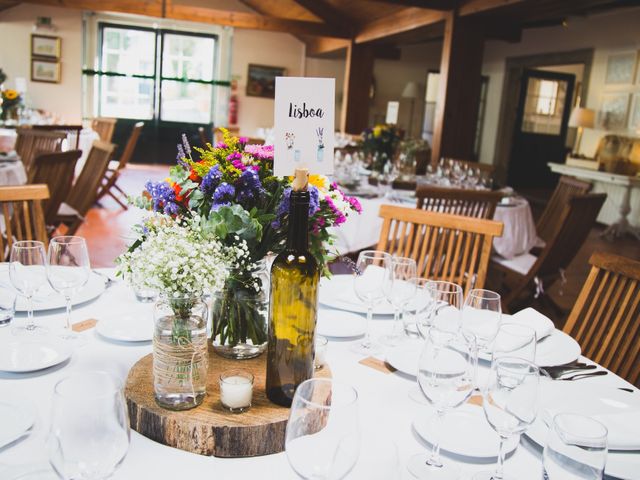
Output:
top-left (273, 77), bottom-right (335, 177)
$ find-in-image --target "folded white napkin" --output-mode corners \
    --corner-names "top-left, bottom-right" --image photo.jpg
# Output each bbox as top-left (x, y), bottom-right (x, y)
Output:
top-left (509, 307), bottom-right (555, 340)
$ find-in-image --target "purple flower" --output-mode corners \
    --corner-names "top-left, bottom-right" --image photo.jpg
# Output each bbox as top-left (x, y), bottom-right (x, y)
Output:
top-left (227, 152), bottom-right (242, 162)
top-left (181, 133), bottom-right (191, 157)
top-left (238, 136), bottom-right (248, 144)
top-left (235, 169), bottom-right (264, 206)
top-left (145, 181), bottom-right (179, 215)
top-left (200, 165), bottom-right (222, 196)
top-left (216, 142), bottom-right (228, 149)
top-left (271, 186), bottom-right (319, 229)
top-left (213, 182), bottom-right (235, 205)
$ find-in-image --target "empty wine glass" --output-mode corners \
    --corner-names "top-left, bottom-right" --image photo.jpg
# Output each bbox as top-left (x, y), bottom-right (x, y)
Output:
top-left (474, 357), bottom-right (540, 480)
top-left (381, 256), bottom-right (417, 346)
top-left (492, 323), bottom-right (537, 363)
top-left (47, 236), bottom-right (91, 342)
top-left (402, 278), bottom-right (432, 339)
top-left (416, 281), bottom-right (463, 339)
top-left (9, 240), bottom-right (47, 335)
top-left (48, 371), bottom-right (130, 480)
top-left (352, 250), bottom-right (391, 355)
top-left (285, 378), bottom-right (360, 480)
top-left (407, 327), bottom-right (474, 479)
top-left (462, 289), bottom-right (502, 388)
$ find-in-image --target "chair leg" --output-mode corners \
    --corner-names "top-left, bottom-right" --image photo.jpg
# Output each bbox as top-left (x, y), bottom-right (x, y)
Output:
top-left (108, 190), bottom-right (129, 210)
top-left (65, 218), bottom-right (83, 236)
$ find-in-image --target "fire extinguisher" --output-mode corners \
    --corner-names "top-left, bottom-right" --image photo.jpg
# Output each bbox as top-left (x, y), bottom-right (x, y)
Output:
top-left (229, 93), bottom-right (238, 126)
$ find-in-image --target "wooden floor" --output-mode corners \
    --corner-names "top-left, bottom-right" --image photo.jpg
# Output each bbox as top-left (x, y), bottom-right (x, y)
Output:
top-left (84, 165), bottom-right (640, 326)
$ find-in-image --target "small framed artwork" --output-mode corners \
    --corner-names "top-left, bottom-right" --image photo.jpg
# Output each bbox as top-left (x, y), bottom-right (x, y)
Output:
top-left (31, 34), bottom-right (61, 59)
top-left (31, 59), bottom-right (60, 83)
top-left (604, 52), bottom-right (637, 85)
top-left (246, 64), bottom-right (285, 99)
top-left (598, 93), bottom-right (630, 130)
top-left (629, 93), bottom-right (640, 131)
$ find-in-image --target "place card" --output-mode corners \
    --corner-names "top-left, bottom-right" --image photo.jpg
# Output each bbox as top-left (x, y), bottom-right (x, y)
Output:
top-left (359, 356), bottom-right (397, 374)
top-left (273, 77), bottom-right (335, 177)
top-left (72, 318), bottom-right (98, 332)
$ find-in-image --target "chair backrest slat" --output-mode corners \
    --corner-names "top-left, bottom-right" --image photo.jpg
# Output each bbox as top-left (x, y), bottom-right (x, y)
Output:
top-left (15, 128), bottom-right (66, 170)
top-left (564, 251), bottom-right (640, 386)
top-left (116, 122), bottom-right (143, 170)
top-left (415, 186), bottom-right (503, 220)
top-left (91, 117), bottom-right (117, 143)
top-left (376, 205), bottom-right (503, 296)
top-left (0, 185), bottom-right (50, 256)
top-left (67, 141), bottom-right (115, 216)
top-left (536, 176), bottom-right (591, 243)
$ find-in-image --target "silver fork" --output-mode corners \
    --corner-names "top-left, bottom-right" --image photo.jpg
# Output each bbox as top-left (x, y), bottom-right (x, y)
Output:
top-left (92, 269), bottom-right (115, 289)
top-left (557, 371), bottom-right (608, 381)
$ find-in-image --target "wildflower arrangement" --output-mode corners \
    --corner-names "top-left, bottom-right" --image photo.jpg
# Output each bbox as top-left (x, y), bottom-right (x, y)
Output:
top-left (360, 124), bottom-right (401, 173)
top-left (1, 88), bottom-right (22, 121)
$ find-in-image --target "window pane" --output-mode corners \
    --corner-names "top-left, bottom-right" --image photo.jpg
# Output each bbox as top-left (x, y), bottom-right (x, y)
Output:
top-left (162, 33), bottom-right (215, 81)
top-left (99, 76), bottom-right (154, 119)
top-left (160, 81), bottom-right (212, 123)
top-left (101, 27), bottom-right (155, 76)
top-left (521, 77), bottom-right (568, 135)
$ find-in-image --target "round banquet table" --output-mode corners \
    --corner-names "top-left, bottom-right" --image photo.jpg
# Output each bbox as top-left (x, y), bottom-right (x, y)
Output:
top-left (0, 158), bottom-right (27, 186)
top-left (0, 270), bottom-right (637, 480)
top-left (493, 198), bottom-right (544, 260)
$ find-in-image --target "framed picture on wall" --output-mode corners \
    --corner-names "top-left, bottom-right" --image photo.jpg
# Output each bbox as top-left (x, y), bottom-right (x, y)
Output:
top-left (604, 52), bottom-right (637, 85)
top-left (246, 64), bottom-right (285, 98)
top-left (629, 93), bottom-right (640, 131)
top-left (597, 93), bottom-right (630, 130)
top-left (31, 34), bottom-right (61, 59)
top-left (31, 59), bottom-right (60, 83)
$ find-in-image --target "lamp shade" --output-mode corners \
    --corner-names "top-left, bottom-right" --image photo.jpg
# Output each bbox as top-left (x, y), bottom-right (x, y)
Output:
top-left (401, 81), bottom-right (420, 99)
top-left (569, 107), bottom-right (595, 128)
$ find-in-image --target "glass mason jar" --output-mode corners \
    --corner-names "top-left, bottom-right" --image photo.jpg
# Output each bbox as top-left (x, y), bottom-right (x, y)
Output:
top-left (211, 259), bottom-right (269, 360)
top-left (153, 294), bottom-right (208, 410)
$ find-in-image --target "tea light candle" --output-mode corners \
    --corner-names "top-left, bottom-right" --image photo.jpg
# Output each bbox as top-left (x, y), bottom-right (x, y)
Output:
top-left (315, 335), bottom-right (328, 370)
top-left (220, 370), bottom-right (254, 413)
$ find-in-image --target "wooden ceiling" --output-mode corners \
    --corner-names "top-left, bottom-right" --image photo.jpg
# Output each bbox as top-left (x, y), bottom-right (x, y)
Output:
top-left (1, 0), bottom-right (636, 56)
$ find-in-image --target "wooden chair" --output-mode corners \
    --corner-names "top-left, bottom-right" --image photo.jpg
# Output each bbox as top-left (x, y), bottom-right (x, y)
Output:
top-left (198, 126), bottom-right (212, 146)
top-left (0, 184), bottom-right (50, 257)
top-left (32, 124), bottom-right (83, 149)
top-left (91, 117), bottom-right (117, 143)
top-left (416, 185), bottom-right (504, 220)
top-left (492, 193), bottom-right (606, 313)
top-left (376, 205), bottom-right (504, 295)
top-left (536, 176), bottom-right (591, 244)
top-left (14, 128), bottom-right (66, 169)
top-left (54, 141), bottom-right (115, 235)
top-left (563, 251), bottom-right (640, 386)
top-left (97, 121), bottom-right (143, 209)
top-left (28, 150), bottom-right (81, 227)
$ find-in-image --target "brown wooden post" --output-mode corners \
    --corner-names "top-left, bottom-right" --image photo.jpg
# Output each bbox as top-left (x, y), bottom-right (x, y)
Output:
top-left (431, 11), bottom-right (485, 164)
top-left (340, 42), bottom-right (374, 134)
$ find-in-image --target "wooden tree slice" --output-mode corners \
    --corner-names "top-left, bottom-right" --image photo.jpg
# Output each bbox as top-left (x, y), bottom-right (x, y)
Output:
top-left (125, 345), bottom-right (331, 458)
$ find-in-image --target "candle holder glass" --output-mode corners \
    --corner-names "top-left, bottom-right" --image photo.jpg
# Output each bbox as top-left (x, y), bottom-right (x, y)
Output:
top-left (219, 369), bottom-right (254, 413)
top-left (314, 335), bottom-right (328, 370)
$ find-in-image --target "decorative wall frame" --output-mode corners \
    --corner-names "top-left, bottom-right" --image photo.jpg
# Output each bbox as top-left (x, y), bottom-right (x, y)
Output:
top-left (31, 59), bottom-right (61, 83)
top-left (31, 34), bottom-right (61, 60)
top-left (604, 52), bottom-right (637, 85)
top-left (246, 64), bottom-right (285, 99)
top-left (598, 93), bottom-right (630, 130)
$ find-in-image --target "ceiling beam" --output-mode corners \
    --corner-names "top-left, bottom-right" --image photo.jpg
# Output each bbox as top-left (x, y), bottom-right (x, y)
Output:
top-left (304, 36), bottom-right (350, 56)
top-left (359, 0), bottom-right (460, 9)
top-left (355, 8), bottom-right (446, 43)
top-left (458, 0), bottom-right (525, 16)
top-left (292, 0), bottom-right (355, 36)
top-left (20, 0), bottom-right (350, 38)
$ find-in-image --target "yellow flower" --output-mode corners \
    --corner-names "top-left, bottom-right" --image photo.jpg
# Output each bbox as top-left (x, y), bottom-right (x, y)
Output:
top-left (3, 89), bottom-right (18, 100)
top-left (309, 174), bottom-right (329, 191)
top-left (373, 126), bottom-right (382, 138)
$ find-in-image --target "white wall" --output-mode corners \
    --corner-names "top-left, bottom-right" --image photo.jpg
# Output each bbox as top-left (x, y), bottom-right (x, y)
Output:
top-left (480, 6), bottom-right (640, 165)
top-left (0, 3), bottom-right (83, 123)
top-left (305, 56), bottom-right (345, 130)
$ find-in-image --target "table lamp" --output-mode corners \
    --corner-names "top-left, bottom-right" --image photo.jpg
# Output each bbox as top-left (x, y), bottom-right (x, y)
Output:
top-left (569, 107), bottom-right (595, 156)
top-left (402, 81), bottom-right (420, 138)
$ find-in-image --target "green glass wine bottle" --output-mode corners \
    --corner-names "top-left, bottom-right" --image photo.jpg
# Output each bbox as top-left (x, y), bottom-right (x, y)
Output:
top-left (266, 170), bottom-right (320, 407)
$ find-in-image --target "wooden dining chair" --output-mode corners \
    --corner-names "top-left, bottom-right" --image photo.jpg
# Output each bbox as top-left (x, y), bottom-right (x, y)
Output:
top-left (492, 193), bottom-right (606, 314)
top-left (91, 117), bottom-right (117, 143)
top-left (198, 126), bottom-right (211, 146)
top-left (563, 251), bottom-right (640, 386)
top-left (415, 186), bottom-right (504, 220)
top-left (28, 150), bottom-right (81, 228)
top-left (376, 205), bottom-right (504, 295)
top-left (14, 128), bottom-right (66, 169)
top-left (97, 121), bottom-right (143, 209)
top-left (536, 176), bottom-right (592, 244)
top-left (54, 141), bottom-right (115, 235)
top-left (32, 124), bottom-right (83, 149)
top-left (0, 184), bottom-right (50, 257)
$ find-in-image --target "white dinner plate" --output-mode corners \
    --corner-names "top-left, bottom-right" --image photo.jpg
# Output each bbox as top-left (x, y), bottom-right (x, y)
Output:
top-left (0, 464), bottom-right (58, 480)
top-left (0, 401), bottom-right (35, 448)
top-left (316, 309), bottom-right (366, 338)
top-left (386, 341), bottom-right (422, 376)
top-left (319, 275), bottom-right (394, 315)
top-left (0, 339), bottom-right (72, 373)
top-left (413, 403), bottom-right (519, 458)
top-left (96, 309), bottom-right (154, 342)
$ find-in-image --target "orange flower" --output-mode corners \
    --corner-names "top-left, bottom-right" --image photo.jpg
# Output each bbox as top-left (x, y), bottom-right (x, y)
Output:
top-left (189, 169), bottom-right (199, 181)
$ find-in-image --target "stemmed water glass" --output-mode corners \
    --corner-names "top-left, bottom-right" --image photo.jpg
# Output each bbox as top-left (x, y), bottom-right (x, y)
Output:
top-left (352, 250), bottom-right (391, 355)
top-left (9, 240), bottom-right (47, 335)
top-left (48, 371), bottom-right (130, 480)
top-left (416, 281), bottom-right (463, 339)
top-left (381, 256), bottom-right (417, 346)
top-left (47, 236), bottom-right (90, 342)
top-left (407, 327), bottom-right (475, 479)
top-left (285, 378), bottom-right (360, 479)
top-left (492, 323), bottom-right (537, 363)
top-left (475, 357), bottom-right (540, 480)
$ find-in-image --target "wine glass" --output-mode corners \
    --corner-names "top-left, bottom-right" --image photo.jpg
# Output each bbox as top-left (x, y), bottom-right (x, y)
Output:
top-left (416, 281), bottom-right (463, 339)
top-left (381, 256), bottom-right (417, 346)
top-left (351, 250), bottom-right (391, 355)
top-left (474, 357), bottom-right (540, 480)
top-left (47, 236), bottom-right (91, 341)
top-left (543, 413), bottom-right (608, 479)
top-left (285, 378), bottom-right (360, 480)
top-left (407, 327), bottom-right (475, 479)
top-left (402, 278), bottom-right (433, 339)
top-left (48, 371), bottom-right (130, 480)
top-left (9, 240), bottom-right (47, 335)
top-left (492, 323), bottom-right (537, 363)
top-left (461, 289), bottom-right (502, 388)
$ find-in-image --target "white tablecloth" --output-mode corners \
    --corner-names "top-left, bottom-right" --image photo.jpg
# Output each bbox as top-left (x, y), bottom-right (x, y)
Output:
top-left (493, 199), bottom-right (543, 260)
top-left (0, 270), bottom-right (637, 479)
top-left (0, 159), bottom-right (27, 186)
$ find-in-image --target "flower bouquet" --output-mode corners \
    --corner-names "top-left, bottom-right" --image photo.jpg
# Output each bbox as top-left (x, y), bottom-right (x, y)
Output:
top-left (130, 130), bottom-right (361, 359)
top-left (360, 124), bottom-right (402, 174)
top-left (1, 88), bottom-right (22, 122)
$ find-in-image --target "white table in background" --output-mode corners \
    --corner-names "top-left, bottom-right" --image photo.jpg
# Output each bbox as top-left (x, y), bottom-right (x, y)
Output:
top-left (0, 270), bottom-right (637, 480)
top-left (493, 198), bottom-right (543, 260)
top-left (0, 158), bottom-right (27, 186)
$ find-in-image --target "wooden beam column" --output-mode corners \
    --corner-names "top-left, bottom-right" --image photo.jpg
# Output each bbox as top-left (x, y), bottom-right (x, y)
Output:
top-left (431, 11), bottom-right (485, 163)
top-left (340, 42), bottom-right (374, 134)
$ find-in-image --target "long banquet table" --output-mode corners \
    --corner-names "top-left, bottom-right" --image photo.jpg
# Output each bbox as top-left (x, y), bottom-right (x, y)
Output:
top-left (0, 271), bottom-right (637, 479)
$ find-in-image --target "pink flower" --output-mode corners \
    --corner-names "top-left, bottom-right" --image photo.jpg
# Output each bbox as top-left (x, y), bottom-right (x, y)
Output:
top-left (347, 195), bottom-right (362, 213)
top-left (244, 144), bottom-right (274, 160)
